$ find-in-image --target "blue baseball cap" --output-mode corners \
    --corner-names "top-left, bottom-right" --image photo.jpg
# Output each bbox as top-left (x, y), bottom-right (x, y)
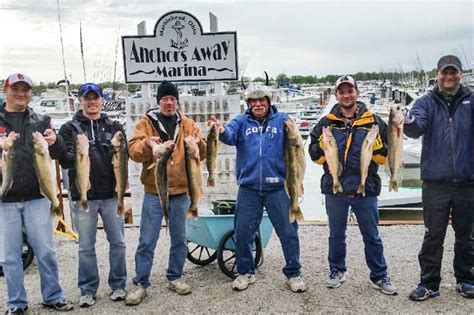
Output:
top-left (78, 83), bottom-right (103, 98)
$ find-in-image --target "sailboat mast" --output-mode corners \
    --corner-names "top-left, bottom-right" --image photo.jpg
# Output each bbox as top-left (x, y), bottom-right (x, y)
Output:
top-left (112, 23), bottom-right (121, 99)
top-left (80, 20), bottom-right (87, 82)
top-left (56, 0), bottom-right (71, 118)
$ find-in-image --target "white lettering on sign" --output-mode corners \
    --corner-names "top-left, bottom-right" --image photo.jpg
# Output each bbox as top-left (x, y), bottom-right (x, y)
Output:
top-left (122, 10), bottom-right (238, 83)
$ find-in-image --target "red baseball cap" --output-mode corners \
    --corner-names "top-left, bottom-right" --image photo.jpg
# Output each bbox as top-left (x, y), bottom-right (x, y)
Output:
top-left (4, 73), bottom-right (33, 88)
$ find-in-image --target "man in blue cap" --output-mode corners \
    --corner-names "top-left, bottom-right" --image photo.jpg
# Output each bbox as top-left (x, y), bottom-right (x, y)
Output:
top-left (58, 83), bottom-right (127, 307)
top-left (404, 55), bottom-right (474, 301)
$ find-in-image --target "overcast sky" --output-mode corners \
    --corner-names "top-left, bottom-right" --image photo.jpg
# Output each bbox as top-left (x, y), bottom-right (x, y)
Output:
top-left (0, 0), bottom-right (472, 84)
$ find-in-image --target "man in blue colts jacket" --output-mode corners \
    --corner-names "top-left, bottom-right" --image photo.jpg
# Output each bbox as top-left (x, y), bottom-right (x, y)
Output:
top-left (404, 55), bottom-right (474, 301)
top-left (208, 84), bottom-right (307, 293)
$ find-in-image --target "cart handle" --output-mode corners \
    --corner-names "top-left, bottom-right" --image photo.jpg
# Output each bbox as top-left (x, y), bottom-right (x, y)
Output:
top-left (216, 201), bottom-right (232, 209)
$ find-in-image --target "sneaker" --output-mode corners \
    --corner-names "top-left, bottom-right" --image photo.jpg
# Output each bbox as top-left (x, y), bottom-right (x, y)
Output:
top-left (326, 269), bottom-right (345, 288)
top-left (110, 288), bottom-right (127, 301)
top-left (78, 294), bottom-right (95, 308)
top-left (4, 307), bottom-right (28, 315)
top-left (232, 274), bottom-right (256, 291)
top-left (408, 284), bottom-right (440, 301)
top-left (125, 284), bottom-right (146, 306)
top-left (167, 279), bottom-right (192, 295)
top-left (457, 283), bottom-right (474, 298)
top-left (42, 298), bottom-right (74, 311)
top-left (372, 276), bottom-right (397, 295)
top-left (287, 276), bottom-right (308, 293)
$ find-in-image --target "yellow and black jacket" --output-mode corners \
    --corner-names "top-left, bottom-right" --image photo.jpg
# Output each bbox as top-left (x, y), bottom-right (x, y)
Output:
top-left (308, 102), bottom-right (388, 196)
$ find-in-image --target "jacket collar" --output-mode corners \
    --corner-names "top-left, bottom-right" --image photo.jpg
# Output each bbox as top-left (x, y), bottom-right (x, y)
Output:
top-left (146, 108), bottom-right (182, 123)
top-left (0, 102), bottom-right (37, 121)
top-left (73, 109), bottom-right (109, 123)
top-left (327, 101), bottom-right (370, 121)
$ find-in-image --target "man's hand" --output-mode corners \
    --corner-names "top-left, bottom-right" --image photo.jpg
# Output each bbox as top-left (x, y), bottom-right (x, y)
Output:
top-left (1, 131), bottom-right (19, 151)
top-left (207, 115), bottom-right (225, 134)
top-left (43, 129), bottom-right (57, 146)
top-left (146, 136), bottom-right (161, 149)
top-left (403, 107), bottom-right (415, 124)
top-left (152, 140), bottom-right (175, 158)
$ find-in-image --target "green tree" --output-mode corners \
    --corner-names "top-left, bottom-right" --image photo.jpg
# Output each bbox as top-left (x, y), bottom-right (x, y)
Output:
top-left (276, 73), bottom-right (289, 85)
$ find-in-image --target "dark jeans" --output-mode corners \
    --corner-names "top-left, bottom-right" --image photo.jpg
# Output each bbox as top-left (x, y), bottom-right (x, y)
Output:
top-left (418, 182), bottom-right (474, 291)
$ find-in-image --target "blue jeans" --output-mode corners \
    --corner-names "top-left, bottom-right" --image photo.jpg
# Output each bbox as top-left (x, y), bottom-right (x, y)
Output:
top-left (0, 198), bottom-right (65, 309)
top-left (71, 198), bottom-right (126, 296)
top-left (133, 193), bottom-right (189, 287)
top-left (235, 186), bottom-right (301, 278)
top-left (325, 194), bottom-right (388, 282)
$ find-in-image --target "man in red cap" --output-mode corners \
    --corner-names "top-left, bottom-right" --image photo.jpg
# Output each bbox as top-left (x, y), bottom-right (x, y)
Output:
top-left (0, 73), bottom-right (74, 314)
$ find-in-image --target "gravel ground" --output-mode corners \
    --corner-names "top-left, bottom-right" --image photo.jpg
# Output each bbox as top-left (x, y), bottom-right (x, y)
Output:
top-left (1, 222), bottom-right (472, 314)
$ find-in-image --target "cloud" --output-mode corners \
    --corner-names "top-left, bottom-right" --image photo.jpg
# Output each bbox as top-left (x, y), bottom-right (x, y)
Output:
top-left (0, 0), bottom-right (471, 83)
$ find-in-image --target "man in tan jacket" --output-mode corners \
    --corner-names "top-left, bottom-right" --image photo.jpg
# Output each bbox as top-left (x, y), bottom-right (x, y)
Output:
top-left (125, 81), bottom-right (206, 305)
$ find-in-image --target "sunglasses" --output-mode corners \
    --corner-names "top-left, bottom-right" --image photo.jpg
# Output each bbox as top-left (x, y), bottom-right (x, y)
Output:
top-left (79, 83), bottom-right (102, 97)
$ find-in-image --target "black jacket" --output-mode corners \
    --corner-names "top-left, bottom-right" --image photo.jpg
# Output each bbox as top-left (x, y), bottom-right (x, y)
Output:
top-left (309, 102), bottom-right (388, 196)
top-left (58, 110), bottom-right (125, 201)
top-left (0, 103), bottom-right (64, 202)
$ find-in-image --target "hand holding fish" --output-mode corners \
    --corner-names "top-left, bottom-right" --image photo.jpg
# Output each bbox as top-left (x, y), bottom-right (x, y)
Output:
top-left (184, 135), bottom-right (200, 160)
top-left (207, 115), bottom-right (225, 134)
top-left (43, 129), bottom-right (56, 146)
top-left (152, 140), bottom-right (175, 159)
top-left (402, 107), bottom-right (415, 124)
top-left (147, 136), bottom-right (162, 149)
top-left (1, 131), bottom-right (19, 151)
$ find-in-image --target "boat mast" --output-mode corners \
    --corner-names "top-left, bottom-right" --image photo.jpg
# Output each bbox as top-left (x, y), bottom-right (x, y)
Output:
top-left (80, 20), bottom-right (87, 82)
top-left (56, 0), bottom-right (72, 117)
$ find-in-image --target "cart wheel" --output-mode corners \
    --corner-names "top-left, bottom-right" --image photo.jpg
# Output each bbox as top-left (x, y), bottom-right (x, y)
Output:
top-left (217, 229), bottom-right (262, 279)
top-left (0, 234), bottom-right (34, 277)
top-left (187, 241), bottom-right (217, 266)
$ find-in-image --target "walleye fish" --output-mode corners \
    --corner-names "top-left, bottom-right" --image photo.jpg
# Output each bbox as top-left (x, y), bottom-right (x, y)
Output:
top-left (322, 126), bottom-right (343, 194)
top-left (357, 125), bottom-right (379, 197)
top-left (206, 124), bottom-right (219, 187)
top-left (111, 131), bottom-right (128, 216)
top-left (32, 132), bottom-right (61, 216)
top-left (153, 142), bottom-right (173, 224)
top-left (75, 134), bottom-right (90, 211)
top-left (284, 119), bottom-right (305, 223)
top-left (0, 133), bottom-right (20, 199)
top-left (185, 136), bottom-right (202, 218)
top-left (388, 104), bottom-right (404, 192)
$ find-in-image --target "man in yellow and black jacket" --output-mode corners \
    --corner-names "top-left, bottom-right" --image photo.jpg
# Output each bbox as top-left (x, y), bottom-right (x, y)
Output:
top-left (308, 75), bottom-right (396, 295)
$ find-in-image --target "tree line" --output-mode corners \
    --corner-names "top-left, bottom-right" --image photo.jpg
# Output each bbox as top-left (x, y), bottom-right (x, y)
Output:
top-left (28, 67), bottom-right (472, 95)
top-left (251, 69), bottom-right (442, 85)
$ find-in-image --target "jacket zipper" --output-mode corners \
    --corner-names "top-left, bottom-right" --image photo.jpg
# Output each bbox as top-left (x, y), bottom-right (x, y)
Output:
top-left (448, 117), bottom-right (458, 181)
top-left (259, 118), bottom-right (268, 191)
top-left (438, 96), bottom-right (457, 181)
top-left (344, 124), bottom-right (352, 169)
top-left (248, 115), bottom-right (268, 191)
top-left (432, 90), bottom-right (468, 181)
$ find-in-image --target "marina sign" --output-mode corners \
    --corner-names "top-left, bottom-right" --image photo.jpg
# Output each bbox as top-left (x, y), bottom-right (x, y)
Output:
top-left (122, 11), bottom-right (238, 83)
